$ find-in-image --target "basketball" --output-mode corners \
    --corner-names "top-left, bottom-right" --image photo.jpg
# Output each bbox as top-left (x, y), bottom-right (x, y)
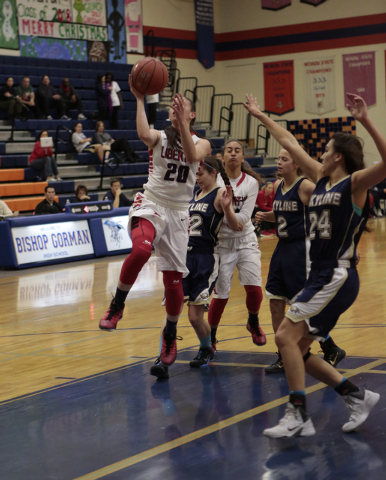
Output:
top-left (131, 57), bottom-right (168, 95)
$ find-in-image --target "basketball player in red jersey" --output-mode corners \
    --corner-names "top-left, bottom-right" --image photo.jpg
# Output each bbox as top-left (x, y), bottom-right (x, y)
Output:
top-left (99, 76), bottom-right (211, 369)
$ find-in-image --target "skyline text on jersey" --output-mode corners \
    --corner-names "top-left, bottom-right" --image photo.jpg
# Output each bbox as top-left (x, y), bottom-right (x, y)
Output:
top-left (273, 200), bottom-right (299, 211)
top-left (309, 192), bottom-right (342, 207)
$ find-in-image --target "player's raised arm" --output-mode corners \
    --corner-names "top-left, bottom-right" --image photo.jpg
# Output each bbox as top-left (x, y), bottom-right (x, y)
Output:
top-left (170, 93), bottom-right (211, 164)
top-left (243, 94), bottom-right (322, 183)
top-left (347, 94), bottom-right (386, 194)
top-left (129, 74), bottom-right (160, 149)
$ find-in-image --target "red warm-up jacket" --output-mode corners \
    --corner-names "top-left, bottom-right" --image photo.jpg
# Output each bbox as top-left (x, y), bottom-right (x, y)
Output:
top-left (28, 142), bottom-right (53, 163)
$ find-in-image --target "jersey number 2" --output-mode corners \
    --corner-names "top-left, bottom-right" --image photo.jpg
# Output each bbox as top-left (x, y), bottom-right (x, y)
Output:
top-left (164, 163), bottom-right (190, 183)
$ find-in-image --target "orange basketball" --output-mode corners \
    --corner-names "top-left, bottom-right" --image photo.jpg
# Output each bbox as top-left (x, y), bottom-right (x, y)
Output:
top-left (131, 57), bottom-right (168, 95)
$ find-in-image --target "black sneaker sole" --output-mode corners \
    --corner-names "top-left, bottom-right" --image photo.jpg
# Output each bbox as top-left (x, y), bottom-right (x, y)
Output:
top-left (189, 357), bottom-right (214, 368)
top-left (99, 325), bottom-right (116, 332)
top-left (265, 365), bottom-right (285, 374)
top-left (150, 365), bottom-right (169, 379)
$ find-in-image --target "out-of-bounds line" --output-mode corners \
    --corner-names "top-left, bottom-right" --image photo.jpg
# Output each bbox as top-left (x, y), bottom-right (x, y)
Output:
top-left (72, 358), bottom-right (384, 480)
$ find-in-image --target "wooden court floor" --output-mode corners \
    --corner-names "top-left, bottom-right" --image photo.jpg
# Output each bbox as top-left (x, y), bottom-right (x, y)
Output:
top-left (1, 218), bottom-right (386, 479)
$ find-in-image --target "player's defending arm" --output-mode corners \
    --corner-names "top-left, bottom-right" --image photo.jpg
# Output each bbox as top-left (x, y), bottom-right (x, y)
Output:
top-left (298, 179), bottom-right (316, 205)
top-left (215, 186), bottom-right (240, 231)
top-left (243, 94), bottom-right (322, 183)
top-left (129, 74), bottom-right (160, 149)
top-left (170, 93), bottom-right (211, 164)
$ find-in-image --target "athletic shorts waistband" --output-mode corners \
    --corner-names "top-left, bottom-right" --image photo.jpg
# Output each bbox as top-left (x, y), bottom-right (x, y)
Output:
top-left (311, 259), bottom-right (356, 270)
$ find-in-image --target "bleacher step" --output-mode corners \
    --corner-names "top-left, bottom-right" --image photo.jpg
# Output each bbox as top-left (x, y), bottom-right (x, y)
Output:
top-left (6, 142), bottom-right (35, 154)
top-left (57, 166), bottom-right (97, 176)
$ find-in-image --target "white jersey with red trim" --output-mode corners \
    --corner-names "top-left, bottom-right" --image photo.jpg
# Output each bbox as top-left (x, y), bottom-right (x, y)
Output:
top-left (143, 131), bottom-right (200, 211)
top-left (217, 172), bottom-right (259, 238)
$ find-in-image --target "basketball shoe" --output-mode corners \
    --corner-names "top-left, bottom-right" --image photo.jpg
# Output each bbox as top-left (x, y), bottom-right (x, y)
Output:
top-left (263, 403), bottom-right (316, 438)
top-left (190, 347), bottom-right (214, 368)
top-left (160, 329), bottom-right (179, 366)
top-left (99, 298), bottom-right (124, 331)
top-left (265, 352), bottom-right (285, 374)
top-left (247, 322), bottom-right (266, 346)
top-left (342, 388), bottom-right (380, 432)
top-left (150, 357), bottom-right (169, 379)
top-left (320, 344), bottom-right (346, 367)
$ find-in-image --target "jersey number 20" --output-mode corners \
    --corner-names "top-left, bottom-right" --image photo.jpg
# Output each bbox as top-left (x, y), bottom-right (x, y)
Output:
top-left (164, 163), bottom-right (190, 183)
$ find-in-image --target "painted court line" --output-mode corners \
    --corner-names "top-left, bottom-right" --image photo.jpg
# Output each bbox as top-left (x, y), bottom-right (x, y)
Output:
top-left (72, 358), bottom-right (384, 480)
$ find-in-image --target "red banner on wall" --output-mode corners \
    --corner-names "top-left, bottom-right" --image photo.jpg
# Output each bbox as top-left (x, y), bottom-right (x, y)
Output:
top-left (262, 0), bottom-right (291, 10)
top-left (264, 60), bottom-right (294, 115)
top-left (342, 51), bottom-right (376, 107)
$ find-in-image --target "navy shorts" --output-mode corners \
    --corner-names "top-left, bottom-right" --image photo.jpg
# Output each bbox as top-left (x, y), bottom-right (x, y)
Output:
top-left (266, 239), bottom-right (309, 304)
top-left (183, 252), bottom-right (219, 305)
top-left (287, 265), bottom-right (359, 340)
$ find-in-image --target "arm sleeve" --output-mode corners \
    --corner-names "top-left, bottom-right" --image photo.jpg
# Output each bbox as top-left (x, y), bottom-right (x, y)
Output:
top-left (121, 194), bottom-right (131, 206)
top-left (235, 180), bottom-right (259, 224)
top-left (72, 133), bottom-right (81, 146)
top-left (34, 202), bottom-right (43, 215)
top-left (0, 200), bottom-right (13, 217)
top-left (115, 82), bottom-right (121, 93)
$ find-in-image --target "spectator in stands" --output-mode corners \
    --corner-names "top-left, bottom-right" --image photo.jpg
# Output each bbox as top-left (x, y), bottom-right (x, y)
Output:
top-left (35, 186), bottom-right (64, 215)
top-left (15, 77), bottom-right (40, 119)
top-left (256, 182), bottom-right (275, 236)
top-left (29, 130), bottom-right (61, 182)
top-left (0, 77), bottom-right (22, 119)
top-left (93, 121), bottom-right (140, 163)
top-left (103, 178), bottom-right (131, 208)
top-left (372, 178), bottom-right (386, 217)
top-left (58, 78), bottom-right (86, 120)
top-left (95, 75), bottom-right (109, 121)
top-left (0, 198), bottom-right (19, 218)
top-left (37, 75), bottom-right (67, 120)
top-left (71, 123), bottom-right (109, 163)
top-left (71, 185), bottom-right (90, 203)
top-left (105, 72), bottom-right (123, 129)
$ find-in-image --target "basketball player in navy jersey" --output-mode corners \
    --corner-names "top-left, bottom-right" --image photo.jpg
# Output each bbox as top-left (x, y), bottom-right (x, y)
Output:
top-left (245, 93), bottom-right (384, 437)
top-left (256, 149), bottom-right (345, 373)
top-left (151, 156), bottom-right (240, 378)
top-left (99, 80), bottom-right (211, 369)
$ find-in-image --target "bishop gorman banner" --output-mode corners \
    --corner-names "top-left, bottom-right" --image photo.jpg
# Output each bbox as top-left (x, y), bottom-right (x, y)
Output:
top-left (343, 51), bottom-right (376, 107)
top-left (304, 57), bottom-right (335, 115)
top-left (264, 60), bottom-right (294, 115)
top-left (262, 0), bottom-right (291, 10)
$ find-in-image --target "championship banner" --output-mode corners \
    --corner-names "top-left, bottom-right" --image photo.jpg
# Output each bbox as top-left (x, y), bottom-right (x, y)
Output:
top-left (304, 57), bottom-right (335, 115)
top-left (106, 0), bottom-right (126, 63)
top-left (125, 0), bottom-right (143, 53)
top-left (301, 0), bottom-right (327, 5)
top-left (262, 0), bottom-right (291, 11)
top-left (0, 0), bottom-right (19, 50)
top-left (343, 51), bottom-right (376, 107)
top-left (264, 60), bottom-right (294, 115)
top-left (195, 0), bottom-right (214, 69)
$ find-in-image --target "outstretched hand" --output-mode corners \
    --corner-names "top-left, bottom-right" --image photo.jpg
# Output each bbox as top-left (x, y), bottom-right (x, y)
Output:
top-left (243, 94), bottom-right (263, 118)
top-left (169, 93), bottom-right (187, 125)
top-left (220, 185), bottom-right (233, 210)
top-left (128, 74), bottom-right (144, 100)
top-left (346, 93), bottom-right (368, 122)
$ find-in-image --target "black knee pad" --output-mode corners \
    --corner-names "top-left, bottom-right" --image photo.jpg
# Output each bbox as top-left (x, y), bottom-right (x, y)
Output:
top-left (303, 349), bottom-right (311, 363)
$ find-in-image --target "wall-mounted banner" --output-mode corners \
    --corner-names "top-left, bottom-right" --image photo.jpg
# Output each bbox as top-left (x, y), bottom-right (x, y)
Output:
top-left (102, 216), bottom-right (132, 252)
top-left (264, 60), bottom-right (294, 115)
top-left (106, 0), bottom-right (126, 63)
top-left (301, 0), bottom-right (327, 5)
top-left (304, 57), bottom-right (335, 115)
top-left (72, 0), bottom-right (106, 26)
top-left (343, 51), bottom-right (376, 107)
top-left (262, 0), bottom-right (291, 11)
top-left (0, 0), bottom-right (19, 50)
top-left (125, 0), bottom-right (143, 53)
top-left (195, 0), bottom-right (214, 69)
top-left (20, 36), bottom-right (87, 60)
top-left (11, 221), bottom-right (94, 265)
top-left (18, 18), bottom-right (107, 41)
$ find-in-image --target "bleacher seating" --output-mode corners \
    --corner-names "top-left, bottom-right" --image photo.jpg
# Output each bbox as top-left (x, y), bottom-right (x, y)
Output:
top-left (0, 55), bottom-right (274, 214)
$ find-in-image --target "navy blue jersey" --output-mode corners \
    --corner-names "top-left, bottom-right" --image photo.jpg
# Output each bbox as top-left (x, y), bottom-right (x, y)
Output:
top-left (308, 175), bottom-right (368, 263)
top-left (188, 187), bottom-right (224, 253)
top-left (273, 177), bottom-right (310, 242)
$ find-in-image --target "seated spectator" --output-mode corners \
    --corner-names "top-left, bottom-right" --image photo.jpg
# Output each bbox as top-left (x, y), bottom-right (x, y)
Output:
top-left (95, 75), bottom-right (109, 122)
top-left (71, 123), bottom-right (109, 163)
top-left (0, 77), bottom-right (22, 119)
top-left (0, 197), bottom-right (19, 218)
top-left (58, 78), bottom-right (86, 120)
top-left (93, 121), bottom-right (141, 163)
top-left (36, 75), bottom-right (67, 120)
top-left (14, 77), bottom-right (40, 119)
top-left (29, 130), bottom-right (61, 182)
top-left (106, 72), bottom-right (123, 129)
top-left (35, 186), bottom-right (64, 215)
top-left (103, 178), bottom-right (131, 208)
top-left (371, 178), bottom-right (386, 217)
top-left (256, 182), bottom-right (275, 236)
top-left (71, 185), bottom-right (91, 203)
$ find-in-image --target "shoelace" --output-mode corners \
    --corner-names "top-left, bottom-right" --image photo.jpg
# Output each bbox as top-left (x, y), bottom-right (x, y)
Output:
top-left (164, 335), bottom-right (182, 354)
top-left (278, 405), bottom-right (296, 425)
